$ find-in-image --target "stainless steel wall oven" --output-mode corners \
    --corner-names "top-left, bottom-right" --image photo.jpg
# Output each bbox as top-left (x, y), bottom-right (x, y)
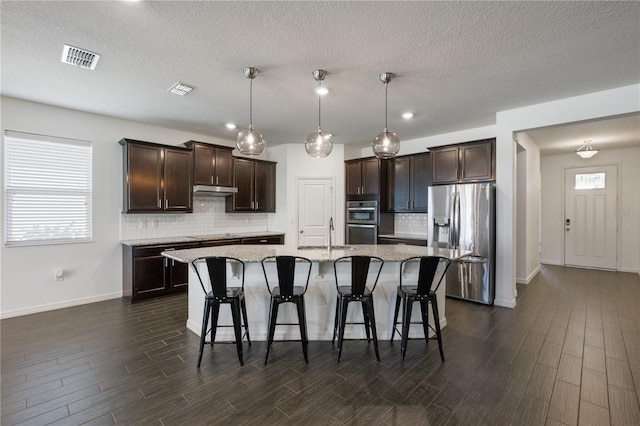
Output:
top-left (346, 200), bottom-right (378, 244)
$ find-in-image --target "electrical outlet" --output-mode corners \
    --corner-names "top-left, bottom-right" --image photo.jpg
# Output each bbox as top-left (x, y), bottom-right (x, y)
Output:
top-left (55, 269), bottom-right (64, 281)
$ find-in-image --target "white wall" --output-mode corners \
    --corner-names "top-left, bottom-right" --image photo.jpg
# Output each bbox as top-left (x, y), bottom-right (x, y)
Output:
top-left (0, 96), bottom-right (247, 318)
top-left (515, 132), bottom-right (541, 283)
top-left (268, 143), bottom-right (346, 247)
top-left (540, 146), bottom-right (640, 272)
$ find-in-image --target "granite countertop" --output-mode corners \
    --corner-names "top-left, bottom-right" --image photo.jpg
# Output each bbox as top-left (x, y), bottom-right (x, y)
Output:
top-left (162, 244), bottom-right (468, 264)
top-left (120, 231), bottom-right (285, 247)
top-left (378, 233), bottom-right (428, 240)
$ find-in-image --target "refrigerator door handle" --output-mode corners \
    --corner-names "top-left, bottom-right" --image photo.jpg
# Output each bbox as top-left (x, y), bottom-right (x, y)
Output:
top-left (452, 190), bottom-right (459, 249)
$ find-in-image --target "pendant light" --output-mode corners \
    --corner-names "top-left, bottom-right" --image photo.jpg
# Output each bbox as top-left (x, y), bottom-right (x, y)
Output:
top-left (236, 67), bottom-right (266, 155)
top-left (576, 140), bottom-right (598, 158)
top-left (305, 70), bottom-right (333, 158)
top-left (372, 72), bottom-right (400, 159)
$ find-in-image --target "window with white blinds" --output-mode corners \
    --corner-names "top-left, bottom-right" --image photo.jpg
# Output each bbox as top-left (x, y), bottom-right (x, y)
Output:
top-left (4, 131), bottom-right (93, 246)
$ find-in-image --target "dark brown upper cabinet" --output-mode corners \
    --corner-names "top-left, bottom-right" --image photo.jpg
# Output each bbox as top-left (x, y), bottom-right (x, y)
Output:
top-left (431, 139), bottom-right (495, 185)
top-left (386, 153), bottom-right (432, 212)
top-left (120, 139), bottom-right (193, 213)
top-left (225, 157), bottom-right (276, 212)
top-left (184, 141), bottom-right (234, 187)
top-left (345, 157), bottom-right (380, 196)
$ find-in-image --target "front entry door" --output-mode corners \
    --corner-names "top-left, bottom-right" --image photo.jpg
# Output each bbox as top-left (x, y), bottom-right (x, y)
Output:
top-left (564, 165), bottom-right (617, 270)
top-left (298, 178), bottom-right (334, 246)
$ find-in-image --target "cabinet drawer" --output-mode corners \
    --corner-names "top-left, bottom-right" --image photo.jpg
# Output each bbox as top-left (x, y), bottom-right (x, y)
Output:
top-left (241, 236), bottom-right (284, 245)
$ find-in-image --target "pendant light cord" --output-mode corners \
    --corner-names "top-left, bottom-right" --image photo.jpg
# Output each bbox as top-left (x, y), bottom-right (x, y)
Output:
top-left (318, 81), bottom-right (322, 132)
top-left (249, 78), bottom-right (253, 130)
top-left (384, 82), bottom-right (388, 132)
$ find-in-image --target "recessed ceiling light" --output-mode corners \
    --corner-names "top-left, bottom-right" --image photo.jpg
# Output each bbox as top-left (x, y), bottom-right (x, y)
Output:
top-left (167, 82), bottom-right (193, 96)
top-left (315, 86), bottom-right (329, 95)
top-left (225, 123), bottom-right (237, 130)
top-left (401, 112), bottom-right (414, 119)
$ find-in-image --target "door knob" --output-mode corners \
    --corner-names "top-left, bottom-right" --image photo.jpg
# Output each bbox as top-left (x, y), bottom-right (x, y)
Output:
top-left (565, 228), bottom-right (570, 231)
top-left (299, 230), bottom-right (304, 234)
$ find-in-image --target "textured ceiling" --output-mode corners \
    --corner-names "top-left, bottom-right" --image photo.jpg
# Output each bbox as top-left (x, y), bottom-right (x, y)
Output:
top-left (1, 1), bottom-right (639, 151)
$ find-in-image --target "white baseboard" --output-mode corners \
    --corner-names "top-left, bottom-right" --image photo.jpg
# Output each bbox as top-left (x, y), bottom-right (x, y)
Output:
top-left (494, 298), bottom-right (516, 309)
top-left (516, 265), bottom-right (541, 284)
top-left (540, 259), bottom-right (563, 266)
top-left (1, 292), bottom-right (123, 319)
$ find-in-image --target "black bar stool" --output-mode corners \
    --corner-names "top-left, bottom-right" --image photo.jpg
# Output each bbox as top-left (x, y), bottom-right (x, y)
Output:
top-left (192, 256), bottom-right (250, 367)
top-left (261, 255), bottom-right (312, 364)
top-left (391, 256), bottom-right (451, 361)
top-left (332, 255), bottom-right (384, 362)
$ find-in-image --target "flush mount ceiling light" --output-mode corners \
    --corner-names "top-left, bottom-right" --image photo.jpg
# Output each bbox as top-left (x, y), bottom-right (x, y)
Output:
top-left (305, 70), bottom-right (333, 158)
top-left (576, 140), bottom-right (598, 158)
top-left (225, 123), bottom-right (237, 130)
top-left (401, 112), bottom-right (414, 119)
top-left (167, 82), bottom-right (194, 96)
top-left (372, 72), bottom-right (400, 159)
top-left (61, 44), bottom-right (100, 70)
top-left (236, 67), bottom-right (266, 155)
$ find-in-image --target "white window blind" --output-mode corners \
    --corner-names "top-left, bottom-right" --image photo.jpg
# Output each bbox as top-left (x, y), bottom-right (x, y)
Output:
top-left (4, 131), bottom-right (92, 246)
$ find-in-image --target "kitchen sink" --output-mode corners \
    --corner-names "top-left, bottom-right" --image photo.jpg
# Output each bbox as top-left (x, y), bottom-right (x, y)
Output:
top-left (297, 245), bottom-right (356, 251)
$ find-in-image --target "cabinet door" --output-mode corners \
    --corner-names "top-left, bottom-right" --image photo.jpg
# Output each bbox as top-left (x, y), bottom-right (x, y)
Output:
top-left (432, 147), bottom-right (459, 184)
top-left (230, 158), bottom-right (255, 211)
top-left (133, 255), bottom-right (166, 298)
top-left (193, 144), bottom-right (215, 185)
top-left (345, 161), bottom-right (362, 195)
top-left (460, 142), bottom-right (494, 182)
top-left (127, 144), bottom-right (163, 212)
top-left (254, 161), bottom-right (275, 212)
top-left (411, 153), bottom-right (431, 211)
top-left (214, 147), bottom-right (233, 187)
top-left (361, 158), bottom-right (380, 195)
top-left (164, 149), bottom-right (193, 211)
top-left (390, 157), bottom-right (410, 211)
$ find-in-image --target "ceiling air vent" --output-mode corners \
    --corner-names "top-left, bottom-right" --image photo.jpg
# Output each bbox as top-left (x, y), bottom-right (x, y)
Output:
top-left (167, 82), bottom-right (194, 96)
top-left (61, 44), bottom-right (100, 70)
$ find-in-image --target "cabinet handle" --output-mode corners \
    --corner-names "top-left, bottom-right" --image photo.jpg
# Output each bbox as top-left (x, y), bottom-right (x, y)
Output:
top-left (211, 176), bottom-right (214, 184)
top-left (165, 199), bottom-right (168, 209)
top-left (157, 199), bottom-right (161, 208)
top-left (164, 258), bottom-right (168, 268)
top-left (255, 201), bottom-right (259, 210)
top-left (260, 239), bottom-right (267, 243)
top-left (251, 201), bottom-right (254, 209)
top-left (216, 176), bottom-right (219, 185)
top-left (407, 201), bottom-right (410, 209)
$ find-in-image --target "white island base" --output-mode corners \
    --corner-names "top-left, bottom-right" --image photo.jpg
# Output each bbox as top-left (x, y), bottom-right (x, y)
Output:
top-left (162, 244), bottom-right (466, 342)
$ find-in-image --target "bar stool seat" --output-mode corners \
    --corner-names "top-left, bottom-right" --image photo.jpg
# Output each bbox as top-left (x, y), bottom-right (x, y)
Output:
top-left (261, 255), bottom-right (312, 364)
top-left (332, 255), bottom-right (384, 362)
top-left (192, 256), bottom-right (250, 367)
top-left (391, 256), bottom-right (451, 361)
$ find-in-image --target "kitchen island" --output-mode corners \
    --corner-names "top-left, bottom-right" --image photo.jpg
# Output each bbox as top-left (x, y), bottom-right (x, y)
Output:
top-left (163, 244), bottom-right (468, 341)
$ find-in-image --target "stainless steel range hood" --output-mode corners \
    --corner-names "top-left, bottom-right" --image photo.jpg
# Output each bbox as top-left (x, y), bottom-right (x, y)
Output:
top-left (193, 185), bottom-right (238, 197)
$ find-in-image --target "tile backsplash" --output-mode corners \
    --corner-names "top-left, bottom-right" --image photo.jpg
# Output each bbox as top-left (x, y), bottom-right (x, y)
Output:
top-left (394, 213), bottom-right (428, 235)
top-left (120, 197), bottom-right (273, 240)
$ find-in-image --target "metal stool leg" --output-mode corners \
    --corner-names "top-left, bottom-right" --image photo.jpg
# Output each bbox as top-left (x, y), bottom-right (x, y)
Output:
top-left (197, 299), bottom-right (212, 367)
top-left (264, 299), bottom-right (279, 365)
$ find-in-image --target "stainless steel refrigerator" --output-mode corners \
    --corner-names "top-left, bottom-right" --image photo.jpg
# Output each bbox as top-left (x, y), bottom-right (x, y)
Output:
top-left (427, 183), bottom-right (495, 304)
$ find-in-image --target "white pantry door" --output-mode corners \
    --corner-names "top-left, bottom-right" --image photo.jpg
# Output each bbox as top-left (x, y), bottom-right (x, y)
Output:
top-left (564, 165), bottom-right (617, 270)
top-left (297, 178), bottom-right (334, 246)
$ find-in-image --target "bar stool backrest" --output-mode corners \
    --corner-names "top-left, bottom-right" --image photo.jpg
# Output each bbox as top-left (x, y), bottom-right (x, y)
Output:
top-left (261, 255), bottom-right (312, 296)
top-left (334, 255), bottom-right (384, 296)
top-left (192, 256), bottom-right (245, 297)
top-left (400, 256), bottom-right (451, 294)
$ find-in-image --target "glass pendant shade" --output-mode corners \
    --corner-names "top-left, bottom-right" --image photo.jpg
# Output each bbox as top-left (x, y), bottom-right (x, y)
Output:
top-left (237, 67), bottom-right (266, 155)
top-left (237, 126), bottom-right (266, 156)
top-left (372, 72), bottom-right (400, 158)
top-left (372, 130), bottom-right (401, 159)
top-left (305, 129), bottom-right (333, 158)
top-left (305, 69), bottom-right (333, 158)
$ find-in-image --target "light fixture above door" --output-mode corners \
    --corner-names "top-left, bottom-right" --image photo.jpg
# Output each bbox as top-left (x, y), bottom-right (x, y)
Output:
top-left (236, 67), bottom-right (266, 155)
top-left (372, 72), bottom-right (400, 159)
top-left (576, 140), bottom-right (598, 158)
top-left (305, 70), bottom-right (333, 158)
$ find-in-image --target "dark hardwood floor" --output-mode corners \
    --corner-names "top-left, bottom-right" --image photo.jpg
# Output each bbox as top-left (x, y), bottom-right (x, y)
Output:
top-left (2, 265), bottom-right (640, 425)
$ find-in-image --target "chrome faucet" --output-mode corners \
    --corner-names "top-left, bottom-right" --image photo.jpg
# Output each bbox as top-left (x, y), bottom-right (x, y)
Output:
top-left (328, 217), bottom-right (334, 252)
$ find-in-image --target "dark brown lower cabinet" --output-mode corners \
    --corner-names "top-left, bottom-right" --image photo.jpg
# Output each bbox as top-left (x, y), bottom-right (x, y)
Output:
top-left (123, 234), bottom-right (285, 301)
top-left (123, 242), bottom-right (199, 301)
